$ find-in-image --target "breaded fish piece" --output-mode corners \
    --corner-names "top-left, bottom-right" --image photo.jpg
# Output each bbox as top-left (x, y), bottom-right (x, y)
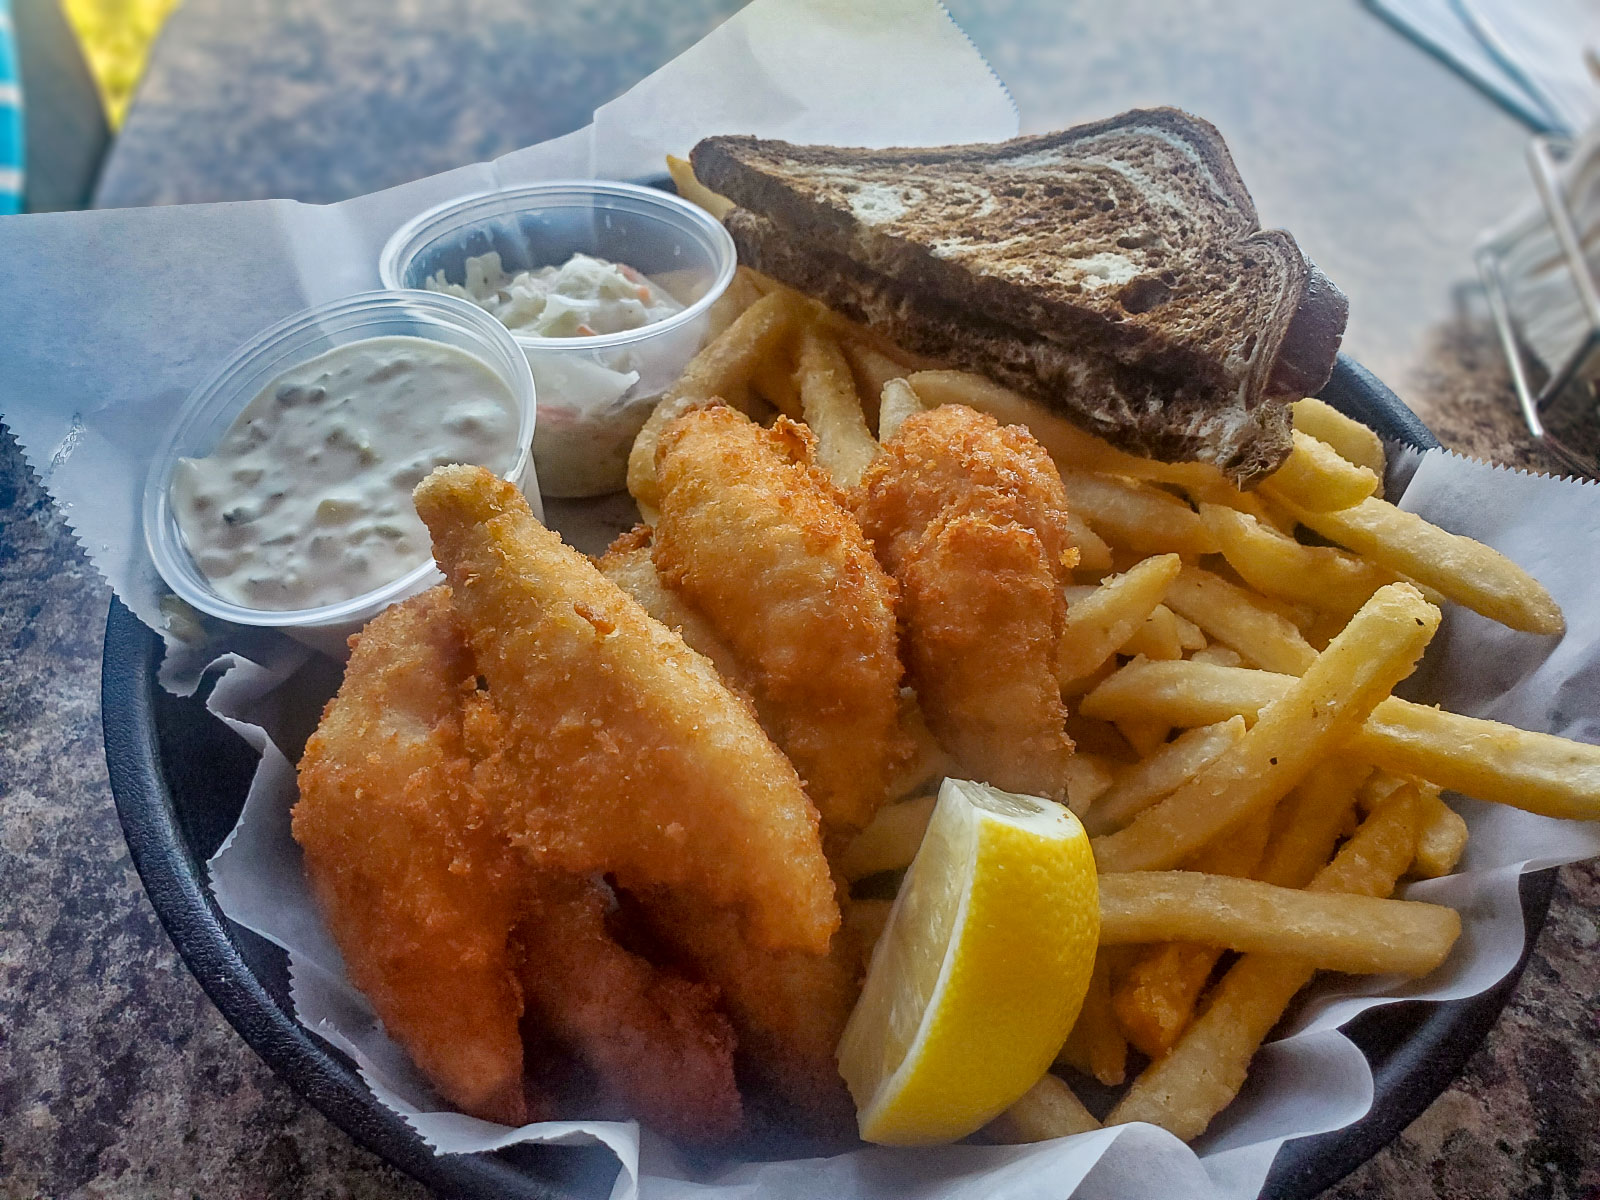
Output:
top-left (856, 403), bottom-right (1078, 575)
top-left (651, 406), bottom-right (911, 837)
top-left (414, 464), bottom-right (838, 955)
top-left (293, 587), bottom-right (527, 1126)
top-left (517, 874), bottom-right (742, 1143)
top-left (855, 404), bottom-right (1077, 800)
top-left (636, 887), bottom-right (863, 1139)
top-left (595, 525), bottom-right (748, 689)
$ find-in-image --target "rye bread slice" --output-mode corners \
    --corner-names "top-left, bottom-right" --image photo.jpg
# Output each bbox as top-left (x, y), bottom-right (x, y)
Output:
top-left (691, 110), bottom-right (1347, 483)
top-left (730, 210), bottom-right (1295, 484)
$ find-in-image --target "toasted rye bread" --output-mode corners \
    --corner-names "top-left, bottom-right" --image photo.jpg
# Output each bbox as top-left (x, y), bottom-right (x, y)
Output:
top-left (691, 110), bottom-right (1348, 485)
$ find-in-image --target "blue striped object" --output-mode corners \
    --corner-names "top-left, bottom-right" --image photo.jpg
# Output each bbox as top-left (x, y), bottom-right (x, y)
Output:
top-left (0, 0), bottom-right (21, 214)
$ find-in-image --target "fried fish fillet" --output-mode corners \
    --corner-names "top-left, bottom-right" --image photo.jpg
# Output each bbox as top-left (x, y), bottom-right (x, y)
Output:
top-left (517, 874), bottom-right (742, 1142)
top-left (595, 525), bottom-right (748, 689)
top-left (634, 887), bottom-right (863, 1139)
top-left (293, 587), bottom-right (528, 1125)
top-left (651, 406), bottom-right (911, 838)
top-left (855, 404), bottom-right (1077, 800)
top-left (414, 464), bottom-right (838, 955)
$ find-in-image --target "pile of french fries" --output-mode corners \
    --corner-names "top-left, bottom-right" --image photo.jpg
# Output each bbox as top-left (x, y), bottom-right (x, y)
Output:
top-left (627, 255), bottom-right (1600, 1148)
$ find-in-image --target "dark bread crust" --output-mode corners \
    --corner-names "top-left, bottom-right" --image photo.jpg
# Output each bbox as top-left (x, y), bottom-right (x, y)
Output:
top-left (728, 210), bottom-right (1295, 486)
top-left (693, 110), bottom-right (1347, 481)
top-left (1267, 263), bottom-right (1350, 399)
top-left (693, 112), bottom-right (1320, 388)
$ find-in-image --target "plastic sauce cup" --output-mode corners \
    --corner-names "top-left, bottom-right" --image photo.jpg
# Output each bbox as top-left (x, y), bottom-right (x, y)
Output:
top-left (379, 181), bottom-right (736, 497)
top-left (143, 290), bottom-right (539, 658)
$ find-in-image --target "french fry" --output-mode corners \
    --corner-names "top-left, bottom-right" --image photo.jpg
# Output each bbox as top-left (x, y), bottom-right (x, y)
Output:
top-left (905, 369), bottom-right (1233, 500)
top-left (1356, 768), bottom-right (1410, 814)
top-left (1057, 554), bottom-right (1182, 686)
top-left (1097, 871), bottom-right (1459, 975)
top-left (1084, 718), bottom-right (1247, 837)
top-left (1259, 430), bottom-right (1380, 512)
top-left (987, 1072), bottom-right (1102, 1142)
top-left (1121, 604), bottom-right (1186, 661)
top-left (1171, 610), bottom-right (1206, 652)
top-left (1057, 952), bottom-right (1128, 1086)
top-left (1060, 658), bottom-right (1120, 707)
top-left (1272, 492), bottom-right (1564, 636)
top-left (843, 341), bottom-right (914, 415)
top-left (1113, 942), bottom-right (1222, 1061)
top-left (1116, 718), bottom-right (1171, 759)
top-left (1116, 955), bottom-right (1240, 1050)
top-left (1081, 658), bottom-right (1600, 820)
top-left (665, 153), bottom-right (735, 219)
top-left (837, 794), bottom-right (936, 881)
top-left (796, 324), bottom-right (879, 488)
top-left (703, 269), bottom-right (765, 342)
top-left (1058, 471), bottom-right (1220, 558)
top-left (1293, 396), bottom-right (1386, 481)
top-left (1199, 502), bottom-right (1394, 619)
top-left (1106, 790), bottom-right (1423, 1140)
top-left (750, 350), bottom-right (802, 420)
top-left (1062, 752), bottom-right (1121, 818)
top-left (1412, 788), bottom-right (1470, 878)
top-left (669, 288), bottom-right (805, 406)
top-left (1189, 645), bottom-right (1243, 668)
top-left (1312, 786), bottom-right (1425, 896)
top-left (628, 290), bottom-right (804, 513)
top-left (1081, 657), bottom-right (1277, 727)
top-left (1112, 811), bottom-right (1271, 1058)
top-left (1162, 565), bottom-right (1318, 675)
top-left (1187, 807), bottom-right (1274, 878)
top-left (1357, 706), bottom-right (1600, 821)
top-left (1255, 757), bottom-right (1371, 888)
top-left (1091, 584), bottom-right (1439, 873)
top-left (876, 377), bottom-right (925, 443)
top-left (1202, 482), bottom-right (1299, 534)
top-left (1066, 513), bottom-right (1115, 573)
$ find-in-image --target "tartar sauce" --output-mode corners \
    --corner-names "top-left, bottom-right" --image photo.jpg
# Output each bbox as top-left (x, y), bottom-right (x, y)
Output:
top-left (424, 251), bottom-right (684, 338)
top-left (171, 335), bottom-right (521, 611)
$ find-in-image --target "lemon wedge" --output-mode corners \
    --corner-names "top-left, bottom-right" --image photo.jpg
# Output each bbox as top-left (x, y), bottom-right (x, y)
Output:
top-left (836, 778), bottom-right (1099, 1145)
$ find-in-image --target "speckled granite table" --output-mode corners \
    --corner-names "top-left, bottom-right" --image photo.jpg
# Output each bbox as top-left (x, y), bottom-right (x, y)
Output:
top-left (3, 1), bottom-right (1598, 1197)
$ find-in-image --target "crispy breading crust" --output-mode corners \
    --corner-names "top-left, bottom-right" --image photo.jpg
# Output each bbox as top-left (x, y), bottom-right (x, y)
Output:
top-left (635, 887), bottom-right (863, 1140)
top-left (293, 588), bottom-right (529, 1126)
top-left (651, 406), bottom-right (912, 838)
top-left (855, 405), bottom-right (1076, 799)
top-left (414, 463), bottom-right (839, 955)
top-left (517, 875), bottom-right (742, 1142)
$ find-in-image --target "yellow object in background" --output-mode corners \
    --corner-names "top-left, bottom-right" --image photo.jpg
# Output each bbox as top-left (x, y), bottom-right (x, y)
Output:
top-left (62, 0), bottom-right (182, 126)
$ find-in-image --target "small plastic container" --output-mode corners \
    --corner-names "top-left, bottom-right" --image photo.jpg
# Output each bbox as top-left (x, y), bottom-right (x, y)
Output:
top-left (379, 181), bottom-right (737, 497)
top-left (143, 290), bottom-right (539, 657)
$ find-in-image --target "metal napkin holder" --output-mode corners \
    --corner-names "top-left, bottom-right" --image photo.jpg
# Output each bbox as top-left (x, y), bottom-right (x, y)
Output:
top-left (1476, 135), bottom-right (1600, 478)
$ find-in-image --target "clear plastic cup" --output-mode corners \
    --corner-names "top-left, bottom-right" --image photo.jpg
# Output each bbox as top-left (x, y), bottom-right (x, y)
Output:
top-left (143, 290), bottom-right (539, 657)
top-left (379, 181), bottom-right (737, 497)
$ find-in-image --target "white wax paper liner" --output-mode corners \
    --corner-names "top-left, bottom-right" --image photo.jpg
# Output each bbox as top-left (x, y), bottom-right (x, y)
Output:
top-left (206, 448), bottom-right (1600, 1200)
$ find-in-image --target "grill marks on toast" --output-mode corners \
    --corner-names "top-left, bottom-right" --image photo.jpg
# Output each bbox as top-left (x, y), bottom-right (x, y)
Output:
top-left (691, 109), bottom-right (1347, 486)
